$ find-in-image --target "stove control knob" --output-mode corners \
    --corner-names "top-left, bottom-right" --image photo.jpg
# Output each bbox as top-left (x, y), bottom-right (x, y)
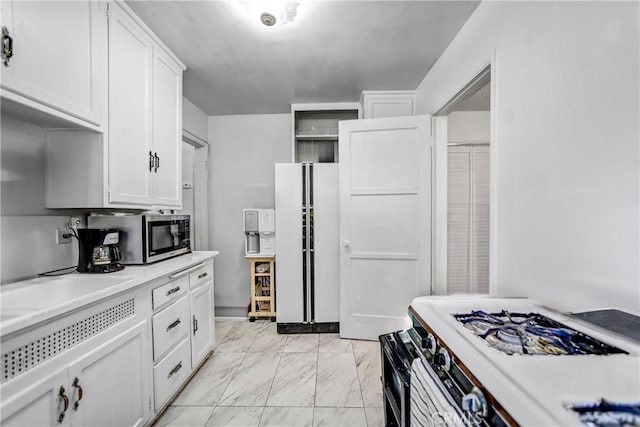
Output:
top-left (433, 348), bottom-right (451, 371)
top-left (462, 387), bottom-right (488, 417)
top-left (423, 334), bottom-right (437, 354)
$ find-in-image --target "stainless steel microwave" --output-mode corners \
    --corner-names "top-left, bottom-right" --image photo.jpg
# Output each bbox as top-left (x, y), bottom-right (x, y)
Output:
top-left (87, 214), bottom-right (191, 264)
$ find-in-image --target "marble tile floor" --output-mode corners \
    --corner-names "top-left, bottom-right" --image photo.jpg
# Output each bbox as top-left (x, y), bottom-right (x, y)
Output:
top-left (154, 318), bottom-right (384, 427)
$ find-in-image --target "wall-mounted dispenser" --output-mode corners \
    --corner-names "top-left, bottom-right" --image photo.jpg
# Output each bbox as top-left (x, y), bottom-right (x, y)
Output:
top-left (243, 208), bottom-right (275, 257)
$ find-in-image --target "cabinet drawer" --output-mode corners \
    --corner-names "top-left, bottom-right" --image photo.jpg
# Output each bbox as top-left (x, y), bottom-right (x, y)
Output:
top-left (152, 276), bottom-right (188, 310)
top-left (152, 296), bottom-right (189, 360)
top-left (153, 336), bottom-right (190, 409)
top-left (189, 263), bottom-right (212, 289)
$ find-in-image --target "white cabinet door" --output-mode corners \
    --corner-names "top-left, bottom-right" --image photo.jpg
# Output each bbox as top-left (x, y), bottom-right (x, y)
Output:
top-left (151, 48), bottom-right (183, 207)
top-left (0, 1), bottom-right (107, 127)
top-left (0, 368), bottom-right (70, 426)
top-left (68, 321), bottom-right (151, 427)
top-left (190, 281), bottom-right (213, 368)
top-left (108, 4), bottom-right (154, 206)
top-left (338, 116), bottom-right (432, 340)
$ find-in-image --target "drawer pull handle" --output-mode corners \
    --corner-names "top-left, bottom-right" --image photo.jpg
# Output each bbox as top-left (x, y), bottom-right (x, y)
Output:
top-left (58, 386), bottom-right (69, 423)
top-left (169, 262), bottom-right (206, 279)
top-left (167, 361), bottom-right (183, 379)
top-left (166, 318), bottom-right (181, 331)
top-left (72, 377), bottom-right (83, 411)
top-left (193, 314), bottom-right (198, 334)
top-left (197, 272), bottom-right (208, 279)
top-left (166, 286), bottom-right (181, 296)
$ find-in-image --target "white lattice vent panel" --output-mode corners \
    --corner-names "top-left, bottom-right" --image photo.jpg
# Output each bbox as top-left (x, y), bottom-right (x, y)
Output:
top-left (2, 299), bottom-right (135, 383)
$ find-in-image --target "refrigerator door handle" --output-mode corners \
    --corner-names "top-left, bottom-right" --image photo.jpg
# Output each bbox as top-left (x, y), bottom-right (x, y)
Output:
top-left (309, 163), bottom-right (315, 323)
top-left (302, 162), bottom-right (308, 323)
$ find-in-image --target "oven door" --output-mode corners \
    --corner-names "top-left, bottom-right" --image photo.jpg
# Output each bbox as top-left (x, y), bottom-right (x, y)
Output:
top-left (380, 331), bottom-right (420, 427)
top-left (411, 357), bottom-right (467, 426)
top-left (146, 216), bottom-right (191, 262)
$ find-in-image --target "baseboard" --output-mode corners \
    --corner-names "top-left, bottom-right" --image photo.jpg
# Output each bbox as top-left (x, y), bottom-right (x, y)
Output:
top-left (215, 306), bottom-right (249, 317)
top-left (277, 322), bottom-right (339, 334)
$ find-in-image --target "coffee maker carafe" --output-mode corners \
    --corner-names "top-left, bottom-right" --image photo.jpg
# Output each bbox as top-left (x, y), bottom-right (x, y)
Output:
top-left (77, 228), bottom-right (125, 273)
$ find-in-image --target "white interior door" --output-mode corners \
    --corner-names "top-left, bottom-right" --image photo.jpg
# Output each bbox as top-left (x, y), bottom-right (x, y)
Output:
top-left (339, 115), bottom-right (432, 340)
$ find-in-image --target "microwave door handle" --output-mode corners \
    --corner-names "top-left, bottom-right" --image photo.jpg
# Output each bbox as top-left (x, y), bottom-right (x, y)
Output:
top-left (168, 262), bottom-right (206, 280)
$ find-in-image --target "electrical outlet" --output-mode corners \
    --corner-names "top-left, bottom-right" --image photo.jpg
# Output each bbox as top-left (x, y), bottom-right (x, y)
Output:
top-left (56, 228), bottom-right (72, 244)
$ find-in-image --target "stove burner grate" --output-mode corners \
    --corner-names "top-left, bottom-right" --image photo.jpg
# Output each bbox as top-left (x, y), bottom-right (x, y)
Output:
top-left (567, 399), bottom-right (640, 427)
top-left (454, 310), bottom-right (628, 356)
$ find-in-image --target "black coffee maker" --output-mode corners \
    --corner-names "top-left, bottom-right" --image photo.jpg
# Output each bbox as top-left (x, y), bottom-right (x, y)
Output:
top-left (77, 228), bottom-right (125, 273)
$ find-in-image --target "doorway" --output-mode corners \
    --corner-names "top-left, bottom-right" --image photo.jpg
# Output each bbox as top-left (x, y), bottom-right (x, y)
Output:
top-left (432, 64), bottom-right (492, 295)
top-left (179, 135), bottom-right (210, 251)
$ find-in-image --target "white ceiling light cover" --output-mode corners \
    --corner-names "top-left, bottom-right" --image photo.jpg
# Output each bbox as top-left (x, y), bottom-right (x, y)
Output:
top-left (238, 0), bottom-right (300, 26)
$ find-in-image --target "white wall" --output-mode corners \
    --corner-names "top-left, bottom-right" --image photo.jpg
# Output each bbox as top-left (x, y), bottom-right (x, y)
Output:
top-left (447, 111), bottom-right (490, 143)
top-left (183, 97), bottom-right (208, 142)
top-left (1, 117), bottom-right (83, 283)
top-left (208, 114), bottom-right (291, 316)
top-left (180, 143), bottom-right (196, 244)
top-left (417, 1), bottom-right (639, 312)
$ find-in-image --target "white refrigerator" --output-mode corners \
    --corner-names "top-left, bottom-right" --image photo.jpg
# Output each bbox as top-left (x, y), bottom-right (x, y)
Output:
top-left (275, 163), bottom-right (340, 333)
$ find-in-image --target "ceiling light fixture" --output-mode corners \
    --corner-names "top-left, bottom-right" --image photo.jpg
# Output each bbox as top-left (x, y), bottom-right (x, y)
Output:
top-left (238, 0), bottom-right (300, 27)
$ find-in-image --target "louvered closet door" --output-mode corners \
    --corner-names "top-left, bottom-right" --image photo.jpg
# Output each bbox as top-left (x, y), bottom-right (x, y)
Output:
top-left (447, 145), bottom-right (489, 294)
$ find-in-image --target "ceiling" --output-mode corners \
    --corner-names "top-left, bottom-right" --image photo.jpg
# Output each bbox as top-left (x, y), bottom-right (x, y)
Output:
top-left (126, 0), bottom-right (480, 115)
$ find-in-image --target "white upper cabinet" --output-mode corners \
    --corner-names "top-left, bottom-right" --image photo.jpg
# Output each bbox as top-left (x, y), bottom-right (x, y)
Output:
top-left (151, 49), bottom-right (183, 207)
top-left (0, 1), bottom-right (108, 130)
top-left (108, 3), bottom-right (154, 205)
top-left (360, 90), bottom-right (416, 119)
top-left (45, 1), bottom-right (185, 209)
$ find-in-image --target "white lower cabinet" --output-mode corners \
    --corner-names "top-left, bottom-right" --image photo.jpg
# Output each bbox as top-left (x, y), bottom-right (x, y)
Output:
top-left (190, 281), bottom-right (213, 368)
top-left (0, 320), bottom-right (151, 427)
top-left (150, 260), bottom-right (215, 412)
top-left (153, 337), bottom-right (190, 408)
top-left (0, 255), bottom-right (217, 425)
top-left (0, 368), bottom-right (68, 426)
top-left (67, 321), bottom-right (151, 427)
top-left (152, 295), bottom-right (190, 360)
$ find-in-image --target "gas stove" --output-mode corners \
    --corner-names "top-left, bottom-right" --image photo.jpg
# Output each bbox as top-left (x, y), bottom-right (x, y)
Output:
top-left (399, 296), bottom-right (640, 426)
top-left (454, 310), bottom-right (627, 356)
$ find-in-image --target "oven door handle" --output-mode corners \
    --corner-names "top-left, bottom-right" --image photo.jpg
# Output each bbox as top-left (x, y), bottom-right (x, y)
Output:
top-left (168, 262), bottom-right (206, 280)
top-left (382, 340), bottom-right (412, 377)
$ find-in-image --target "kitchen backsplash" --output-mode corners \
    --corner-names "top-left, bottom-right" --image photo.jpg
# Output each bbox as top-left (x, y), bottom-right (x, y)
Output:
top-left (1, 116), bottom-right (87, 284)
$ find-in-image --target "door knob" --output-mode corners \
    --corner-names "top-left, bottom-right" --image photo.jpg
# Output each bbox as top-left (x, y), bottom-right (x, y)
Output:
top-left (343, 240), bottom-right (350, 248)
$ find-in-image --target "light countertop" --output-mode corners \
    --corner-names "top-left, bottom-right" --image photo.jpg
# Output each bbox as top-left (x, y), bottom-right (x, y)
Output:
top-left (0, 251), bottom-right (219, 337)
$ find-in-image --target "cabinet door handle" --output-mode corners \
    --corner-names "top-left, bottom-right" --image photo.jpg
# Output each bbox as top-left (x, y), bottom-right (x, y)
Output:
top-left (2, 27), bottom-right (13, 67)
top-left (166, 286), bottom-right (181, 296)
top-left (154, 152), bottom-right (159, 173)
top-left (197, 272), bottom-right (208, 280)
top-left (167, 361), bottom-right (183, 378)
top-left (58, 386), bottom-right (69, 423)
top-left (166, 318), bottom-right (181, 331)
top-left (149, 151), bottom-right (154, 172)
top-left (72, 377), bottom-right (83, 411)
top-left (193, 314), bottom-right (198, 334)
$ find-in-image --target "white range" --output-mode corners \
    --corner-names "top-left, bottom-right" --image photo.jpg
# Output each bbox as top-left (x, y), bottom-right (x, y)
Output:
top-left (401, 295), bottom-right (640, 426)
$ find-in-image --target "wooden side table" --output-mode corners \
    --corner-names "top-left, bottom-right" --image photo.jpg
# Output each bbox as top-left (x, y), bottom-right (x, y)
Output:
top-left (247, 257), bottom-right (276, 322)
